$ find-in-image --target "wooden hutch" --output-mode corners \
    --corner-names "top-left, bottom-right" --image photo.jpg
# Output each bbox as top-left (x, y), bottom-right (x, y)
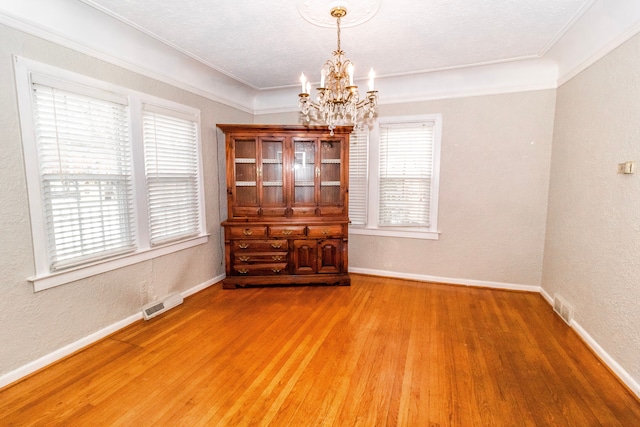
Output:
top-left (218, 124), bottom-right (351, 289)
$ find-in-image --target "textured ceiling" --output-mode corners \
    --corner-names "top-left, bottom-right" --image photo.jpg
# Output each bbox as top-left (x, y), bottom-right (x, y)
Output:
top-left (81, 0), bottom-right (593, 90)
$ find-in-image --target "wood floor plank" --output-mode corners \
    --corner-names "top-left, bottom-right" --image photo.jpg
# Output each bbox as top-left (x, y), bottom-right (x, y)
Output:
top-left (1, 274), bottom-right (639, 426)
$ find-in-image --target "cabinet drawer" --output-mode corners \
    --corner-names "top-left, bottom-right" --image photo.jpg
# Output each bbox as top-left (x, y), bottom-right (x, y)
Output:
top-left (234, 252), bottom-right (287, 263)
top-left (306, 224), bottom-right (344, 238)
top-left (233, 263), bottom-right (288, 276)
top-left (228, 225), bottom-right (268, 238)
top-left (233, 240), bottom-right (288, 251)
top-left (269, 225), bottom-right (306, 237)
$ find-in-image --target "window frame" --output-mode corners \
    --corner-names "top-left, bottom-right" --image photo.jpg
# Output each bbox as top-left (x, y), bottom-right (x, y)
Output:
top-left (14, 56), bottom-right (208, 291)
top-left (349, 114), bottom-right (442, 240)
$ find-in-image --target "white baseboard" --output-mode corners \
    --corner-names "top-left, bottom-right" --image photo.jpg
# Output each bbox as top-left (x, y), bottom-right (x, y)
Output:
top-left (539, 287), bottom-right (554, 305)
top-left (540, 286), bottom-right (639, 398)
top-left (0, 275), bottom-right (222, 390)
top-left (571, 321), bottom-right (640, 398)
top-left (0, 313), bottom-right (141, 389)
top-left (348, 267), bottom-right (541, 293)
top-left (182, 274), bottom-right (224, 299)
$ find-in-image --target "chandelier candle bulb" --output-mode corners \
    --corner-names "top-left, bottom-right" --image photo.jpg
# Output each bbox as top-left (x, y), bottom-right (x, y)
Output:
top-left (321, 69), bottom-right (326, 88)
top-left (368, 68), bottom-right (375, 91)
top-left (347, 64), bottom-right (354, 86)
top-left (300, 73), bottom-right (307, 93)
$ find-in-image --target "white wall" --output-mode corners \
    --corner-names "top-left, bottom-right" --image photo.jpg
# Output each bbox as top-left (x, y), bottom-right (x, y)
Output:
top-left (258, 90), bottom-right (556, 289)
top-left (0, 23), bottom-right (250, 383)
top-left (542, 31), bottom-right (640, 394)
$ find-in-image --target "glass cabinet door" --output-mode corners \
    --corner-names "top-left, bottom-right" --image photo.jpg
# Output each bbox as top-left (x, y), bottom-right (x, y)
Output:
top-left (292, 138), bottom-right (317, 215)
top-left (318, 137), bottom-right (346, 215)
top-left (319, 138), bottom-right (342, 205)
top-left (232, 137), bottom-right (258, 216)
top-left (259, 137), bottom-right (286, 215)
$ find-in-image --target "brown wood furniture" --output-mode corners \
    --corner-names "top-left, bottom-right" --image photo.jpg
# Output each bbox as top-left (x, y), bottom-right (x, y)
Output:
top-left (218, 124), bottom-right (351, 289)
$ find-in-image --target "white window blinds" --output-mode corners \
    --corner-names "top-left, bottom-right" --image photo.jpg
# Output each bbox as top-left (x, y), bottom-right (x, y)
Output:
top-left (143, 107), bottom-right (201, 246)
top-left (349, 128), bottom-right (368, 225)
top-left (378, 121), bottom-right (435, 227)
top-left (31, 82), bottom-right (135, 270)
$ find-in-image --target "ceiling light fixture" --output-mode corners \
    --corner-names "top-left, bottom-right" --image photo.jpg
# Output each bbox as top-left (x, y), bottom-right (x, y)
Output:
top-left (298, 6), bottom-right (378, 134)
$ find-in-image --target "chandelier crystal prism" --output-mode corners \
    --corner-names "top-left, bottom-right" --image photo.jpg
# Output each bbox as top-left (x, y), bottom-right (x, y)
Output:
top-left (298, 6), bottom-right (378, 134)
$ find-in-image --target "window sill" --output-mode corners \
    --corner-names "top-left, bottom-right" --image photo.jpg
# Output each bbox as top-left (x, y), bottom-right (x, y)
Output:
top-left (349, 226), bottom-right (440, 240)
top-left (29, 234), bottom-right (209, 292)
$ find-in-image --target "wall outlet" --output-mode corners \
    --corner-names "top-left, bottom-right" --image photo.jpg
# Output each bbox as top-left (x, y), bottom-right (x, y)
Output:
top-left (618, 161), bottom-right (634, 174)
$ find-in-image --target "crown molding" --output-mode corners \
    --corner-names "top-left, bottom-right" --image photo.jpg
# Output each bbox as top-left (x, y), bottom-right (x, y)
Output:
top-left (548, 0), bottom-right (640, 86)
top-left (2, 0), bottom-right (640, 114)
top-left (0, 0), bottom-right (256, 113)
top-left (253, 58), bottom-right (558, 114)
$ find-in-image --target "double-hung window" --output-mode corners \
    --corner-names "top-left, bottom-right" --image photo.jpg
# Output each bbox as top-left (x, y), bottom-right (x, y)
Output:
top-left (349, 114), bottom-right (442, 239)
top-left (142, 106), bottom-right (202, 246)
top-left (15, 57), bottom-right (207, 291)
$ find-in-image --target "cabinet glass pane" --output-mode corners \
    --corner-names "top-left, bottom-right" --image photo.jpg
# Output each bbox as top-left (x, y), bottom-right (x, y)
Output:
top-left (294, 140), bottom-right (316, 204)
top-left (261, 139), bottom-right (284, 206)
top-left (320, 139), bottom-right (341, 205)
top-left (234, 139), bottom-right (257, 206)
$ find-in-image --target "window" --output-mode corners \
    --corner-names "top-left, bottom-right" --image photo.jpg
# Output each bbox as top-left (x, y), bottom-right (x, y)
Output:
top-left (143, 106), bottom-right (201, 245)
top-left (349, 115), bottom-right (441, 239)
top-left (15, 57), bottom-right (207, 290)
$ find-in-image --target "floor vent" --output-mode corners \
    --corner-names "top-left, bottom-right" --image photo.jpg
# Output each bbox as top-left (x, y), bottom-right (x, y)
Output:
top-left (553, 294), bottom-right (574, 325)
top-left (142, 293), bottom-right (183, 320)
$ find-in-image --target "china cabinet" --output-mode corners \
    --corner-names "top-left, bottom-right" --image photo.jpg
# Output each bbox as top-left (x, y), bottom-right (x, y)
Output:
top-left (218, 124), bottom-right (351, 289)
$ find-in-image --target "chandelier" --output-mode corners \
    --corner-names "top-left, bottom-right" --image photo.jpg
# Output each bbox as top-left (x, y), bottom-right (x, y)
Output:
top-left (298, 6), bottom-right (378, 134)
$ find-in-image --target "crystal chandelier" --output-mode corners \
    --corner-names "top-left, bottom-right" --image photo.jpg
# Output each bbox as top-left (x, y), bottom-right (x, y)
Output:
top-left (298, 6), bottom-right (378, 134)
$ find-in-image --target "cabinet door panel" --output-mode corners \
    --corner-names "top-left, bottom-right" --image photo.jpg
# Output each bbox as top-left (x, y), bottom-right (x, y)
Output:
top-left (318, 239), bottom-right (342, 274)
top-left (293, 240), bottom-right (317, 274)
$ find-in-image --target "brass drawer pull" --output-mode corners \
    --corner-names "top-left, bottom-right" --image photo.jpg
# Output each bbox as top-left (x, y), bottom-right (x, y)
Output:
top-left (239, 256), bottom-right (250, 262)
top-left (272, 255), bottom-right (283, 261)
top-left (238, 268), bottom-right (249, 274)
top-left (271, 268), bottom-right (281, 273)
top-left (243, 228), bottom-right (253, 236)
top-left (238, 243), bottom-right (250, 249)
top-left (281, 229), bottom-right (293, 235)
top-left (271, 243), bottom-right (282, 249)
top-left (322, 229), bottom-right (330, 235)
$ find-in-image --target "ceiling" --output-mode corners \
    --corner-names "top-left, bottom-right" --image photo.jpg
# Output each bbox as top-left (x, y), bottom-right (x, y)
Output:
top-left (80, 0), bottom-right (594, 90)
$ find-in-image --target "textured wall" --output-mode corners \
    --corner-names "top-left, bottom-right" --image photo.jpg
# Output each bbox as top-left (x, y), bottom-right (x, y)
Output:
top-left (0, 23), bottom-right (250, 377)
top-left (258, 90), bottom-right (556, 287)
top-left (542, 32), bottom-right (640, 383)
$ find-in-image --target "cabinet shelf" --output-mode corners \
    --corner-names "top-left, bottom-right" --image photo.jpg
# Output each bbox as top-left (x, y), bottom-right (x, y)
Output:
top-left (262, 159), bottom-right (282, 164)
top-left (235, 158), bottom-right (256, 164)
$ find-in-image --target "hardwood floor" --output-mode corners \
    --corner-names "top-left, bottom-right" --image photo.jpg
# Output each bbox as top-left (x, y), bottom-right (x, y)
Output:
top-left (1, 274), bottom-right (639, 426)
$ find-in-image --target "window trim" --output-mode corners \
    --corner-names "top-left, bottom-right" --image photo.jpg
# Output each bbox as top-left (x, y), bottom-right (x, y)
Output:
top-left (349, 114), bottom-right (442, 240)
top-left (14, 56), bottom-right (209, 291)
